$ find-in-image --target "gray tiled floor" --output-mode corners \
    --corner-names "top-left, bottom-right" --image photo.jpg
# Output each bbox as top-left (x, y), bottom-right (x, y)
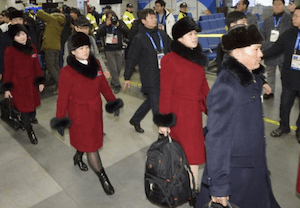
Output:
top-left (0, 60), bottom-right (300, 208)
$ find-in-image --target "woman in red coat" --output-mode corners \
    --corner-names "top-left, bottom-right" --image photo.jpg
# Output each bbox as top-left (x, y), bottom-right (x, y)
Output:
top-left (154, 17), bottom-right (209, 190)
top-left (50, 32), bottom-right (123, 195)
top-left (3, 24), bottom-right (45, 144)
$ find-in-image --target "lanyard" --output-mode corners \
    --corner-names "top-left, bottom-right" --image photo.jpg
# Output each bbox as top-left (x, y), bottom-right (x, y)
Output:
top-left (146, 31), bottom-right (164, 52)
top-left (295, 32), bottom-right (300, 51)
top-left (273, 16), bottom-right (281, 29)
top-left (106, 26), bottom-right (116, 33)
top-left (156, 13), bottom-right (166, 25)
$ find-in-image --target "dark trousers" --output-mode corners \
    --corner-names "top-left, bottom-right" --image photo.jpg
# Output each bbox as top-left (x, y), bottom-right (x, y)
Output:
top-left (279, 86), bottom-right (300, 132)
top-left (21, 111), bottom-right (36, 130)
top-left (130, 93), bottom-right (159, 124)
top-left (45, 49), bottom-right (60, 85)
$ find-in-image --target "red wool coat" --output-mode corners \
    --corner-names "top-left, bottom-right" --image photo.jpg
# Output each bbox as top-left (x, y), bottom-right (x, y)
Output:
top-left (56, 56), bottom-right (116, 152)
top-left (3, 44), bottom-right (42, 113)
top-left (159, 42), bottom-right (209, 165)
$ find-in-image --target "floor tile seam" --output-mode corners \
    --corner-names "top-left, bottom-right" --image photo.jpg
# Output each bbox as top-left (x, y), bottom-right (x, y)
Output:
top-left (105, 145), bottom-right (150, 169)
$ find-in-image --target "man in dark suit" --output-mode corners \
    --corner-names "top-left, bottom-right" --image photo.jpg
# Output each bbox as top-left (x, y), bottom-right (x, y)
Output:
top-left (197, 25), bottom-right (280, 208)
top-left (260, 0), bottom-right (292, 99)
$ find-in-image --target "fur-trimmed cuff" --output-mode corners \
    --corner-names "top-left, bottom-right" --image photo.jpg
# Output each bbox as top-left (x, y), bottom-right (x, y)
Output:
top-left (3, 82), bottom-right (14, 91)
top-left (50, 117), bottom-right (71, 136)
top-left (105, 98), bottom-right (124, 113)
top-left (153, 113), bottom-right (176, 127)
top-left (34, 76), bottom-right (46, 86)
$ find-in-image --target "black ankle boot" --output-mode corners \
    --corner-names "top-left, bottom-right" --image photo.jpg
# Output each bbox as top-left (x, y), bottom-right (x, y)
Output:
top-left (97, 168), bottom-right (114, 195)
top-left (73, 152), bottom-right (88, 171)
top-left (27, 128), bottom-right (38, 145)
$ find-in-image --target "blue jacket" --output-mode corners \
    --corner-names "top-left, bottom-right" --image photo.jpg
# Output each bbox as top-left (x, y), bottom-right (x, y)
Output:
top-left (197, 54), bottom-right (280, 208)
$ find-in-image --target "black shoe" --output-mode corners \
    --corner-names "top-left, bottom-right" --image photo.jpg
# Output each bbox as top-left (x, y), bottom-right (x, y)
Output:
top-left (27, 129), bottom-right (38, 144)
top-left (296, 131), bottom-right (300, 144)
top-left (112, 85), bottom-right (121, 94)
top-left (129, 119), bottom-right (144, 133)
top-left (73, 153), bottom-right (88, 171)
top-left (30, 118), bottom-right (38, 124)
top-left (97, 168), bottom-right (115, 195)
top-left (263, 93), bottom-right (274, 100)
top-left (270, 128), bottom-right (290, 137)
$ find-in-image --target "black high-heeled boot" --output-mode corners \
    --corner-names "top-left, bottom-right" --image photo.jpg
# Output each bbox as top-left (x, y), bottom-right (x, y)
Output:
top-left (27, 127), bottom-right (38, 145)
top-left (73, 151), bottom-right (88, 171)
top-left (97, 168), bottom-right (114, 195)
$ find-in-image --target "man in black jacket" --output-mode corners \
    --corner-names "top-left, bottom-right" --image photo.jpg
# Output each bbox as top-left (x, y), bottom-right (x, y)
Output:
top-left (123, 8), bottom-right (171, 133)
top-left (264, 6), bottom-right (300, 143)
top-left (98, 10), bottom-right (129, 94)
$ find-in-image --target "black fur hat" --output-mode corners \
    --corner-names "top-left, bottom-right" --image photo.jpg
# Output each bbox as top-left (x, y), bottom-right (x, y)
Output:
top-left (9, 9), bottom-right (23, 20)
top-left (222, 24), bottom-right (264, 51)
top-left (68, 32), bottom-right (91, 52)
top-left (8, 24), bottom-right (28, 40)
top-left (172, 17), bottom-right (198, 40)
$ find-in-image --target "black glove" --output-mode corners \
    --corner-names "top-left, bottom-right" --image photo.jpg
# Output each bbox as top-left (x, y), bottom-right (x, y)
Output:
top-left (50, 117), bottom-right (72, 136)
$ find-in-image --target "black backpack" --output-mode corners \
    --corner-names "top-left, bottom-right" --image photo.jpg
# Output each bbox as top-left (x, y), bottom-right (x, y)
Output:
top-left (144, 134), bottom-right (196, 207)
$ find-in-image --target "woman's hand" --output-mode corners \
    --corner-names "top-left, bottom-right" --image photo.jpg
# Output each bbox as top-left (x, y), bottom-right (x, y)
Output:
top-left (39, 84), bottom-right (45, 92)
top-left (211, 196), bottom-right (229, 207)
top-left (4, 91), bottom-right (12, 98)
top-left (104, 71), bottom-right (111, 79)
top-left (158, 126), bottom-right (171, 137)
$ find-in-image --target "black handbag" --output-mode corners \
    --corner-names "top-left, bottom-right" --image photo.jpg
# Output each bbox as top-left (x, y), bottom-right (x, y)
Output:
top-left (203, 200), bottom-right (240, 208)
top-left (0, 98), bottom-right (25, 131)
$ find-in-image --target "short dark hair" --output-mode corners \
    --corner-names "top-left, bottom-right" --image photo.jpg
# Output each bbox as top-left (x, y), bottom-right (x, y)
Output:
top-left (155, 0), bottom-right (166, 7)
top-left (139, 8), bottom-right (155, 20)
top-left (243, 0), bottom-right (249, 9)
top-left (1, 10), bottom-right (9, 18)
top-left (273, 0), bottom-right (285, 4)
top-left (70, 7), bottom-right (80, 15)
top-left (225, 11), bottom-right (246, 28)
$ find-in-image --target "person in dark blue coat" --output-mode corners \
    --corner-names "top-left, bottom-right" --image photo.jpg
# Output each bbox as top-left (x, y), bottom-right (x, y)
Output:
top-left (197, 25), bottom-right (280, 208)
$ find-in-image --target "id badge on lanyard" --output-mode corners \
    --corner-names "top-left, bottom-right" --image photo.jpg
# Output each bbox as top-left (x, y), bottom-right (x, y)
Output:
top-left (146, 31), bottom-right (165, 69)
top-left (158, 24), bottom-right (165, 31)
top-left (106, 27), bottom-right (118, 44)
top-left (270, 16), bottom-right (281, 42)
top-left (157, 52), bottom-right (164, 69)
top-left (270, 30), bottom-right (279, 42)
top-left (291, 32), bottom-right (300, 71)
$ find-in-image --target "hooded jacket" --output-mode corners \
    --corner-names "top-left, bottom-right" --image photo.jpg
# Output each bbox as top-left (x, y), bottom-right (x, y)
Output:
top-left (37, 10), bottom-right (65, 51)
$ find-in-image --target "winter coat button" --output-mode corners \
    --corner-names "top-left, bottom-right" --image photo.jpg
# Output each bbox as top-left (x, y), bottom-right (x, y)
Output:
top-left (252, 95), bottom-right (255, 100)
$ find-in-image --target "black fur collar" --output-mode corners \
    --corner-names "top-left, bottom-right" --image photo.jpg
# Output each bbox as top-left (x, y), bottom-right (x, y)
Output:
top-left (12, 40), bottom-right (33, 55)
top-left (67, 54), bottom-right (99, 79)
top-left (222, 54), bottom-right (265, 87)
top-left (170, 40), bottom-right (208, 67)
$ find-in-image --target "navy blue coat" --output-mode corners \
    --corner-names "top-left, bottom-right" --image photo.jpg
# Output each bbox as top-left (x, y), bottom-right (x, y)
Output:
top-left (197, 55), bottom-right (280, 208)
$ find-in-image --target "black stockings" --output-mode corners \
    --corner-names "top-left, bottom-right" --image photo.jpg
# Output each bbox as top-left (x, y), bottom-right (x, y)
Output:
top-left (87, 151), bottom-right (103, 173)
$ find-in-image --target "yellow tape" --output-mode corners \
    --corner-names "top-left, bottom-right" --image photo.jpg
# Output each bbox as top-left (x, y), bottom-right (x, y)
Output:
top-left (197, 34), bottom-right (224, 38)
top-left (263, 117), bottom-right (297, 131)
top-left (119, 77), bottom-right (142, 87)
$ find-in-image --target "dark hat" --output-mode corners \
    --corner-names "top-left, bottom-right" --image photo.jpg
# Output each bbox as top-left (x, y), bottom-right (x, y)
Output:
top-left (68, 32), bottom-right (91, 52)
top-left (8, 24), bottom-right (28, 39)
top-left (104, 5), bottom-right (111, 10)
top-left (222, 24), bottom-right (264, 51)
top-left (126, 3), bottom-right (133, 8)
top-left (172, 17), bottom-right (197, 40)
top-left (180, 2), bottom-right (188, 8)
top-left (74, 16), bottom-right (91, 27)
top-left (9, 9), bottom-right (23, 20)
